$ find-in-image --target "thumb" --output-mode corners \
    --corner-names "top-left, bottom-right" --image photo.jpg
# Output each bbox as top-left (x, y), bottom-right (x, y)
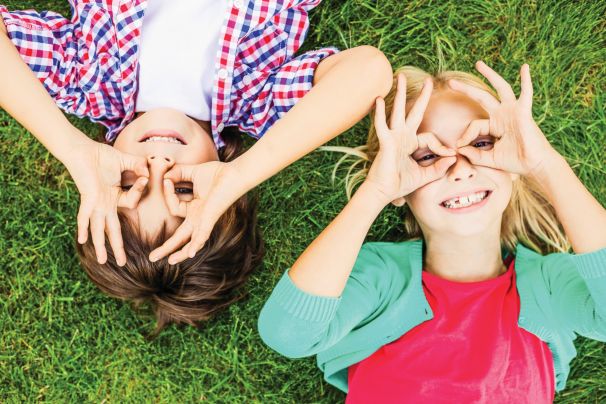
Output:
top-left (164, 164), bottom-right (198, 183)
top-left (391, 196), bottom-right (406, 207)
top-left (421, 156), bottom-right (457, 183)
top-left (118, 176), bottom-right (149, 209)
top-left (458, 146), bottom-right (495, 168)
top-left (121, 152), bottom-right (149, 177)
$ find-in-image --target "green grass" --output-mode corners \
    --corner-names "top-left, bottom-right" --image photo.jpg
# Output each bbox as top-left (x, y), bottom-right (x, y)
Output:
top-left (1, 0), bottom-right (605, 402)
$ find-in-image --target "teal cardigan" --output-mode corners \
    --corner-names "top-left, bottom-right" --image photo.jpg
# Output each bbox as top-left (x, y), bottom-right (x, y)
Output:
top-left (258, 239), bottom-right (606, 393)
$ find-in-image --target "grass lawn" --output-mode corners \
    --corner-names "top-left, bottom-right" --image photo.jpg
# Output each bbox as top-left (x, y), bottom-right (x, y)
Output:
top-left (1, 0), bottom-right (605, 402)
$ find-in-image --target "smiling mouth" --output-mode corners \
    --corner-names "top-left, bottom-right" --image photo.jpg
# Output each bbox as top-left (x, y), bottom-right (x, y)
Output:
top-left (139, 130), bottom-right (187, 145)
top-left (441, 190), bottom-right (492, 209)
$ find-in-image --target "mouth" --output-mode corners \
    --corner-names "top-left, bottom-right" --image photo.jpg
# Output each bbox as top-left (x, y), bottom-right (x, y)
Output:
top-left (440, 190), bottom-right (492, 212)
top-left (139, 130), bottom-right (187, 145)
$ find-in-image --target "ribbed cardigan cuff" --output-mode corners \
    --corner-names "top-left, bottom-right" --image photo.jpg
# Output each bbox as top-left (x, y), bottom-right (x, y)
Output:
top-left (573, 247), bottom-right (606, 279)
top-left (271, 269), bottom-right (341, 323)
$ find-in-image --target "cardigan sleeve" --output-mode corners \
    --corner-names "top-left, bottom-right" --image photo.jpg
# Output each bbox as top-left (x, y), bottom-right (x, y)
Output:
top-left (541, 246), bottom-right (606, 340)
top-left (258, 243), bottom-right (394, 358)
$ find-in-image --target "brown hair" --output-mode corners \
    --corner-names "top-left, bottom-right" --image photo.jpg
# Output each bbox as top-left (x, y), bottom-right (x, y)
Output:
top-left (76, 127), bottom-right (264, 335)
top-left (325, 66), bottom-right (570, 255)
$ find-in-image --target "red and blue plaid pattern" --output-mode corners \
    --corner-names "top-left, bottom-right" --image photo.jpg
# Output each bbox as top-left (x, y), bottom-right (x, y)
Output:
top-left (0, 0), bottom-right (338, 148)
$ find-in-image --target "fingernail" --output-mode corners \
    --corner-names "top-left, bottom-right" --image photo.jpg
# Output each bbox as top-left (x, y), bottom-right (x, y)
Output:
top-left (149, 254), bottom-right (157, 262)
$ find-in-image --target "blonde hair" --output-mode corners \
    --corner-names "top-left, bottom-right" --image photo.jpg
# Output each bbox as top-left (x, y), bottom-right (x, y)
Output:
top-left (325, 66), bottom-right (570, 255)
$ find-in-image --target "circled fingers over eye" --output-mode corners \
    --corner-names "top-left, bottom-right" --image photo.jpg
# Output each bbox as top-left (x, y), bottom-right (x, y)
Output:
top-left (456, 119), bottom-right (491, 148)
top-left (416, 132), bottom-right (456, 157)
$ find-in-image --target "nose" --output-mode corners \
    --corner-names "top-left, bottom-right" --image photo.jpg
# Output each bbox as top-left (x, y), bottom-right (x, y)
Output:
top-left (146, 154), bottom-right (175, 178)
top-left (447, 153), bottom-right (476, 182)
top-left (147, 154), bottom-right (175, 165)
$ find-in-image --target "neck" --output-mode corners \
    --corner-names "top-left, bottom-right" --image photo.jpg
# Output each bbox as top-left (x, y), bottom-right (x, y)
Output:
top-left (423, 227), bottom-right (506, 282)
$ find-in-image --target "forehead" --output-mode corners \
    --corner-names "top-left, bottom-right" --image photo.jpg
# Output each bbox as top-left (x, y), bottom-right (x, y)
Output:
top-left (417, 90), bottom-right (488, 147)
top-left (120, 207), bottom-right (182, 241)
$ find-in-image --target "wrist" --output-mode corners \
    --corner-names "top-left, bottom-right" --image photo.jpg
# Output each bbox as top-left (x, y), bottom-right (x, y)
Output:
top-left (355, 181), bottom-right (391, 212)
top-left (528, 148), bottom-right (567, 182)
top-left (57, 129), bottom-right (96, 168)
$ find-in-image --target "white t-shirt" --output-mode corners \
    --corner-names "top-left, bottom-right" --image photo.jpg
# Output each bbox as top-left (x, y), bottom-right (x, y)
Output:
top-left (135, 0), bottom-right (227, 120)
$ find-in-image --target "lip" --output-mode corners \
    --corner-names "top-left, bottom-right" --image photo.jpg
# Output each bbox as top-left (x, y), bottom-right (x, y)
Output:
top-left (139, 130), bottom-right (187, 145)
top-left (440, 190), bottom-right (492, 214)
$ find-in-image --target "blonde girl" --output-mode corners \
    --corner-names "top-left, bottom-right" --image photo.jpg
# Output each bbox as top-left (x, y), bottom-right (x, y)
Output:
top-left (258, 62), bottom-right (606, 402)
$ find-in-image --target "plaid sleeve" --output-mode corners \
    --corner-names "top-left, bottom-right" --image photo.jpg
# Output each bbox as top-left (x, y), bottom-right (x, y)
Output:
top-left (235, 47), bottom-right (338, 138)
top-left (0, 4), bottom-right (124, 126)
top-left (229, 0), bottom-right (338, 139)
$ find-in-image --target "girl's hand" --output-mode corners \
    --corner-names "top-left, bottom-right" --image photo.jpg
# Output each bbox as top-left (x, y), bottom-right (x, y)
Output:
top-left (448, 61), bottom-right (559, 176)
top-left (148, 161), bottom-right (241, 265)
top-left (365, 74), bottom-right (457, 206)
top-left (65, 139), bottom-right (149, 266)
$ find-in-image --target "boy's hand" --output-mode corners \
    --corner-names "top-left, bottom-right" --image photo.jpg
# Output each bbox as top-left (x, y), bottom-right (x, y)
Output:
top-left (148, 161), bottom-right (242, 265)
top-left (449, 61), bottom-right (559, 176)
top-left (65, 138), bottom-right (149, 266)
top-left (365, 74), bottom-right (457, 206)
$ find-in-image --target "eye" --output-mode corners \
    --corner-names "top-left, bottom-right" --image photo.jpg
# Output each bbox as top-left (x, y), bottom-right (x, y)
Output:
top-left (471, 136), bottom-right (495, 149)
top-left (175, 187), bottom-right (193, 194)
top-left (121, 185), bottom-right (132, 192)
top-left (418, 154), bottom-right (437, 162)
top-left (415, 153), bottom-right (439, 167)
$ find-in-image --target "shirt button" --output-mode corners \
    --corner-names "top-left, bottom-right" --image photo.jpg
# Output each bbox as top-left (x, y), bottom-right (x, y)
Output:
top-left (233, 0), bottom-right (243, 9)
top-left (217, 123), bottom-right (225, 132)
top-left (218, 68), bottom-right (229, 80)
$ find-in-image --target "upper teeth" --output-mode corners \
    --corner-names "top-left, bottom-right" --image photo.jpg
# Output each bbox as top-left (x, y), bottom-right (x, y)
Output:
top-left (443, 191), bottom-right (489, 209)
top-left (144, 136), bottom-right (183, 144)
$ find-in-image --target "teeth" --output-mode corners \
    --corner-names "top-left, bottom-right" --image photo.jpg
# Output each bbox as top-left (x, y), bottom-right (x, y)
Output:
top-left (443, 191), bottom-right (488, 209)
top-left (144, 136), bottom-right (183, 144)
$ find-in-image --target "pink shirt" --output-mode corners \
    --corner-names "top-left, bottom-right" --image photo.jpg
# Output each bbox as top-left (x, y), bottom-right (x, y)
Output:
top-left (347, 257), bottom-right (555, 403)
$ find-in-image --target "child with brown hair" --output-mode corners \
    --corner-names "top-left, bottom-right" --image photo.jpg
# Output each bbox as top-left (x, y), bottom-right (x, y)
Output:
top-left (0, 0), bottom-right (392, 332)
top-left (259, 62), bottom-right (606, 401)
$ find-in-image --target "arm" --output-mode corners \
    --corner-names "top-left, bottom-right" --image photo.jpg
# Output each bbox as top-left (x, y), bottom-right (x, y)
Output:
top-left (541, 247), bottom-right (606, 340)
top-left (0, 12), bottom-right (148, 265)
top-left (234, 46), bottom-right (393, 190)
top-left (530, 152), bottom-right (606, 253)
top-left (0, 14), bottom-right (90, 163)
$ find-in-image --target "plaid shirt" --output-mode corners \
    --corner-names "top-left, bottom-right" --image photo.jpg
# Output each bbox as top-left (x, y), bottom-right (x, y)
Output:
top-left (0, 0), bottom-right (338, 148)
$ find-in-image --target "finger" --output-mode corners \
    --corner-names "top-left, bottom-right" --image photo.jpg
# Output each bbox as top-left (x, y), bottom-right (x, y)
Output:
top-left (118, 177), bottom-right (149, 209)
top-left (406, 78), bottom-right (433, 131)
top-left (417, 132), bottom-right (456, 156)
top-left (163, 179), bottom-right (188, 217)
top-left (106, 213), bottom-right (126, 266)
top-left (76, 198), bottom-right (94, 244)
top-left (391, 196), bottom-right (406, 207)
top-left (373, 97), bottom-right (390, 140)
top-left (168, 246), bottom-right (193, 266)
top-left (458, 146), bottom-right (497, 168)
top-left (519, 64), bottom-right (533, 108)
top-left (448, 79), bottom-right (500, 112)
top-left (187, 226), bottom-right (213, 258)
top-left (421, 156), bottom-right (457, 183)
top-left (455, 119), bottom-right (490, 148)
top-left (164, 164), bottom-right (197, 183)
top-left (389, 73), bottom-right (406, 129)
top-left (121, 153), bottom-right (149, 177)
top-left (90, 211), bottom-right (108, 264)
top-left (148, 221), bottom-right (193, 262)
top-left (475, 60), bottom-right (516, 102)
